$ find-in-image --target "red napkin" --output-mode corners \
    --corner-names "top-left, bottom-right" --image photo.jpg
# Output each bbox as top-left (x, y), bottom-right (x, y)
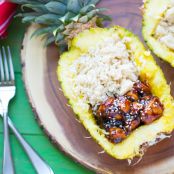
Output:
top-left (0, 1), bottom-right (17, 38)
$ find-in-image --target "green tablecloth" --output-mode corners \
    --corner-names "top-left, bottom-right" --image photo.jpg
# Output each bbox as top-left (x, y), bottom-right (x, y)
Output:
top-left (0, 19), bottom-right (94, 174)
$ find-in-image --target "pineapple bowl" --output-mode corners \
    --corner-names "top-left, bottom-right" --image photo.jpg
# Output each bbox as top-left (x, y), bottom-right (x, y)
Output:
top-left (58, 26), bottom-right (174, 160)
top-left (12, 0), bottom-right (174, 162)
top-left (143, 0), bottom-right (174, 67)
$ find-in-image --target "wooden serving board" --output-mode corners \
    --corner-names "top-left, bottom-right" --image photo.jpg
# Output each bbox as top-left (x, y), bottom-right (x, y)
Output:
top-left (21, 0), bottom-right (174, 173)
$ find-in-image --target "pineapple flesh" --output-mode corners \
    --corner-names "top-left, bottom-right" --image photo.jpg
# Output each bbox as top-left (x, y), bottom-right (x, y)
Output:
top-left (143, 0), bottom-right (174, 67)
top-left (58, 26), bottom-right (174, 160)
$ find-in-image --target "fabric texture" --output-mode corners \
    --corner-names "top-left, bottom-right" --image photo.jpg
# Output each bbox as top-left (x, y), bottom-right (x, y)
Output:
top-left (0, 0), bottom-right (17, 38)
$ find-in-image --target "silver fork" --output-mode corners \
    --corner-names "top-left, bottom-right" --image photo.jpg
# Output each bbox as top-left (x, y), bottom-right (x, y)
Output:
top-left (0, 46), bottom-right (54, 174)
top-left (0, 46), bottom-right (15, 174)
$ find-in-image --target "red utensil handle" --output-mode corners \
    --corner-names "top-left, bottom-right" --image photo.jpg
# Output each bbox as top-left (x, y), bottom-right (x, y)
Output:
top-left (0, 1), bottom-right (17, 38)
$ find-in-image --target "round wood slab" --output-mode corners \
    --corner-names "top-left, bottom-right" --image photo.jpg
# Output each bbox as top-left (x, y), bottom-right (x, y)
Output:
top-left (21, 0), bottom-right (174, 173)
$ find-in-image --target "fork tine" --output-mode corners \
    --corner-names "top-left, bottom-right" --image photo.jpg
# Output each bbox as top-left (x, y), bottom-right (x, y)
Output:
top-left (7, 46), bottom-right (14, 81)
top-left (2, 47), bottom-right (10, 81)
top-left (0, 49), bottom-right (5, 82)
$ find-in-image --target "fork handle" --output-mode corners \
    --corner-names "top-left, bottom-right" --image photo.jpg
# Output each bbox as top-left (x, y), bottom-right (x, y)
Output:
top-left (7, 116), bottom-right (53, 174)
top-left (3, 113), bottom-right (14, 174)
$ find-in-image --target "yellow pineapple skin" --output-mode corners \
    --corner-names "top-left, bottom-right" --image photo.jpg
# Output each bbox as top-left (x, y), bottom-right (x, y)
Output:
top-left (142, 0), bottom-right (174, 67)
top-left (57, 26), bottom-right (174, 160)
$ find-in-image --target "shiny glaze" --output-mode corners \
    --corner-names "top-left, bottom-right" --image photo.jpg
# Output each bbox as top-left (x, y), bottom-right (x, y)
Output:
top-left (94, 81), bottom-right (164, 144)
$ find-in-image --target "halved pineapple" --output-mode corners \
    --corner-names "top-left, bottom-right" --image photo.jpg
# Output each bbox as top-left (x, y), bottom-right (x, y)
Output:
top-left (57, 26), bottom-right (174, 160)
top-left (142, 0), bottom-right (174, 67)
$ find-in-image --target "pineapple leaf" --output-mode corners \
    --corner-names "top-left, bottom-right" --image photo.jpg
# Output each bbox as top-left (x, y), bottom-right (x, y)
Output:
top-left (78, 0), bottom-right (100, 6)
top-left (15, 12), bottom-right (41, 22)
top-left (31, 26), bottom-right (57, 38)
top-left (87, 0), bottom-right (100, 5)
top-left (80, 4), bottom-right (95, 14)
top-left (67, 0), bottom-right (81, 13)
top-left (36, 0), bottom-right (50, 3)
top-left (78, 15), bottom-right (88, 23)
top-left (59, 12), bottom-right (76, 23)
top-left (86, 9), bottom-right (99, 18)
top-left (34, 14), bottom-right (62, 25)
top-left (79, 0), bottom-right (88, 8)
top-left (22, 16), bottom-right (36, 23)
top-left (15, 12), bottom-right (40, 17)
top-left (53, 24), bottom-right (65, 36)
top-left (53, 0), bottom-right (68, 5)
top-left (55, 33), bottom-right (64, 42)
top-left (45, 1), bottom-right (67, 15)
top-left (85, 8), bottom-right (107, 19)
top-left (44, 35), bottom-right (55, 46)
top-left (11, 0), bottom-right (39, 4)
top-left (71, 14), bottom-right (81, 22)
top-left (97, 13), bottom-right (112, 21)
top-left (21, 4), bottom-right (48, 13)
top-left (96, 8), bottom-right (108, 12)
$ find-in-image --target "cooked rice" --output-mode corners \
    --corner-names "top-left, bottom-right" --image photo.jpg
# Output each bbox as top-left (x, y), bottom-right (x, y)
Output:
top-left (70, 35), bottom-right (139, 106)
top-left (155, 2), bottom-right (174, 50)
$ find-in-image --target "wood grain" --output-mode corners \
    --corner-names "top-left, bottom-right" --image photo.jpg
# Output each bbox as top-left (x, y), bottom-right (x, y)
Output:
top-left (21, 1), bottom-right (174, 174)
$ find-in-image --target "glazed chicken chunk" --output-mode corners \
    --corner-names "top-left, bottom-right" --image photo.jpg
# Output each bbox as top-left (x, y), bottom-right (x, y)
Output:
top-left (94, 81), bottom-right (164, 143)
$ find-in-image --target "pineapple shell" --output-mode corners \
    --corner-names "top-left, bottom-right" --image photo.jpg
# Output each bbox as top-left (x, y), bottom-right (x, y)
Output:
top-left (57, 26), bottom-right (174, 160)
top-left (142, 0), bottom-right (174, 67)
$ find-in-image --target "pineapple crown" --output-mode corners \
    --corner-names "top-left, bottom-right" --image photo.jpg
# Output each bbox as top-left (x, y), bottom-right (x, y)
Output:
top-left (11, 0), bottom-right (111, 51)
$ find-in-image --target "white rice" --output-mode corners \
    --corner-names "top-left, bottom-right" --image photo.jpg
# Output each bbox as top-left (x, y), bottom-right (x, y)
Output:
top-left (155, 1), bottom-right (174, 50)
top-left (70, 35), bottom-right (139, 106)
